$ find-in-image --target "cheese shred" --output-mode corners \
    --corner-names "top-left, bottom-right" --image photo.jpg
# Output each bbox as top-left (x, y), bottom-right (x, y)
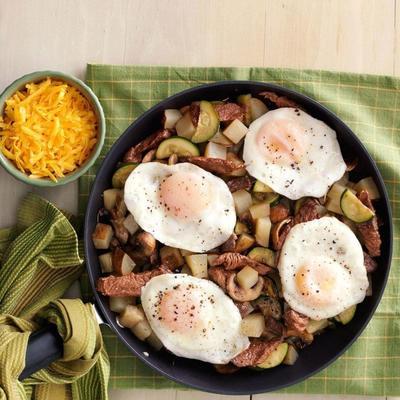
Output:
top-left (0, 78), bottom-right (98, 181)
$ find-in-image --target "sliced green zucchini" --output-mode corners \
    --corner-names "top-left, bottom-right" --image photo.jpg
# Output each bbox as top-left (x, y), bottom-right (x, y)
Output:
top-left (253, 180), bottom-right (274, 193)
top-left (248, 247), bottom-right (276, 267)
top-left (335, 304), bottom-right (356, 324)
top-left (237, 94), bottom-right (252, 126)
top-left (191, 101), bottom-right (220, 143)
top-left (340, 189), bottom-right (374, 223)
top-left (256, 343), bottom-right (288, 369)
top-left (112, 164), bottom-right (138, 189)
top-left (156, 137), bottom-right (200, 159)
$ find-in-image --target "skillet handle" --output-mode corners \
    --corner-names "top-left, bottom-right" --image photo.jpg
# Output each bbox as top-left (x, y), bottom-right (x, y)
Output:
top-left (19, 324), bottom-right (63, 381)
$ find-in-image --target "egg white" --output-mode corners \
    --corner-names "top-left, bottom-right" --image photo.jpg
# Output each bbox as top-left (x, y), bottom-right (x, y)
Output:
top-left (124, 162), bottom-right (236, 252)
top-left (243, 108), bottom-right (346, 200)
top-left (141, 274), bottom-right (250, 364)
top-left (278, 216), bottom-right (368, 320)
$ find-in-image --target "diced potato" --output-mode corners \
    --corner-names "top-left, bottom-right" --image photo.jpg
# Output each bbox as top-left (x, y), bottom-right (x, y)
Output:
top-left (103, 188), bottom-right (121, 211)
top-left (234, 221), bottom-right (249, 235)
top-left (175, 112), bottom-right (196, 140)
top-left (185, 254), bottom-right (208, 278)
top-left (226, 152), bottom-right (247, 176)
top-left (249, 202), bottom-right (270, 220)
top-left (306, 319), bottom-right (329, 334)
top-left (253, 180), bottom-right (274, 193)
top-left (235, 233), bottom-right (255, 253)
top-left (147, 332), bottom-right (164, 351)
top-left (123, 214), bottom-right (139, 235)
top-left (325, 197), bottom-right (343, 215)
top-left (118, 305), bottom-right (145, 328)
top-left (131, 319), bottom-right (152, 341)
top-left (249, 98), bottom-right (268, 120)
top-left (179, 248), bottom-right (194, 256)
top-left (163, 109), bottom-right (182, 129)
top-left (99, 252), bottom-right (113, 273)
top-left (206, 254), bottom-right (218, 265)
top-left (255, 217), bottom-right (272, 247)
top-left (92, 223), bottom-right (113, 249)
top-left (210, 129), bottom-right (234, 147)
top-left (160, 246), bottom-right (184, 269)
top-left (355, 177), bottom-right (380, 200)
top-left (181, 264), bottom-right (191, 275)
top-left (237, 266), bottom-right (259, 289)
top-left (204, 141), bottom-right (227, 159)
top-left (241, 313), bottom-right (265, 337)
top-left (109, 296), bottom-right (135, 313)
top-left (326, 183), bottom-right (347, 215)
top-left (112, 247), bottom-right (136, 275)
top-left (283, 344), bottom-right (299, 365)
top-left (232, 189), bottom-right (253, 215)
top-left (222, 119), bottom-right (248, 144)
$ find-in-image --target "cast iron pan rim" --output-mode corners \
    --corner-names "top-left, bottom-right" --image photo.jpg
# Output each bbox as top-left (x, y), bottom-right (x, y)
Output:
top-left (84, 80), bottom-right (393, 395)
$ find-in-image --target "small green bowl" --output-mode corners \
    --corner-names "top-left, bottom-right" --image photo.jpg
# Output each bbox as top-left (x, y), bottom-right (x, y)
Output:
top-left (0, 70), bottom-right (105, 187)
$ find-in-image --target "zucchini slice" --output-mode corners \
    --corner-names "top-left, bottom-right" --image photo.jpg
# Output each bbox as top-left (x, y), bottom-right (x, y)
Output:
top-left (340, 189), bottom-right (374, 223)
top-left (253, 180), bottom-right (274, 193)
top-left (156, 137), bottom-right (200, 159)
top-left (256, 343), bottom-right (288, 369)
top-left (112, 164), bottom-right (137, 188)
top-left (191, 101), bottom-right (220, 143)
top-left (237, 94), bottom-right (252, 126)
top-left (335, 304), bottom-right (356, 325)
top-left (248, 247), bottom-right (276, 267)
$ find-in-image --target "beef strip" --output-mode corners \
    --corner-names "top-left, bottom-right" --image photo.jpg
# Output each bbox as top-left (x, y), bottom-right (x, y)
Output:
top-left (357, 190), bottom-right (381, 257)
top-left (294, 198), bottom-right (320, 225)
top-left (181, 156), bottom-right (244, 175)
top-left (231, 338), bottom-right (282, 367)
top-left (364, 251), bottom-right (378, 273)
top-left (226, 176), bottom-right (253, 192)
top-left (259, 91), bottom-right (301, 109)
top-left (97, 265), bottom-right (170, 297)
top-left (283, 309), bottom-right (309, 333)
top-left (271, 218), bottom-right (294, 251)
top-left (208, 266), bottom-right (232, 291)
top-left (214, 103), bottom-right (244, 123)
top-left (123, 129), bottom-right (172, 163)
top-left (210, 253), bottom-right (273, 275)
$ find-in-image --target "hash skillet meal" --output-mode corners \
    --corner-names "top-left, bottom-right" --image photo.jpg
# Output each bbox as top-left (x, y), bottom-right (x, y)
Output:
top-left (93, 91), bottom-right (382, 371)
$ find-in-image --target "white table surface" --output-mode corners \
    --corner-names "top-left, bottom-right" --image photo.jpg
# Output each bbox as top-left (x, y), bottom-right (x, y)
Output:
top-left (1, 1), bottom-right (399, 399)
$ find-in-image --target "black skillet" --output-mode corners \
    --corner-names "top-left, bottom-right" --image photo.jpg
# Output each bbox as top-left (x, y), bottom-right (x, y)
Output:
top-left (21, 81), bottom-right (393, 395)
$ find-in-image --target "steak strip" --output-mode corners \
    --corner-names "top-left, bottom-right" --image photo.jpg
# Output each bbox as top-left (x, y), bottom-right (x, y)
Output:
top-left (214, 103), bottom-right (244, 123)
top-left (226, 176), bottom-right (253, 192)
top-left (123, 129), bottom-right (172, 163)
top-left (294, 198), bottom-right (321, 225)
top-left (357, 190), bottom-right (381, 257)
top-left (97, 265), bottom-right (170, 297)
top-left (259, 91), bottom-right (301, 109)
top-left (181, 156), bottom-right (244, 175)
top-left (210, 253), bottom-right (273, 275)
top-left (364, 251), bottom-right (378, 273)
top-left (284, 309), bottom-right (309, 333)
top-left (231, 338), bottom-right (282, 367)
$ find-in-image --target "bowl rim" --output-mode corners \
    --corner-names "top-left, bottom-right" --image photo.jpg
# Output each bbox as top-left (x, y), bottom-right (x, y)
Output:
top-left (84, 80), bottom-right (393, 395)
top-left (0, 70), bottom-right (105, 187)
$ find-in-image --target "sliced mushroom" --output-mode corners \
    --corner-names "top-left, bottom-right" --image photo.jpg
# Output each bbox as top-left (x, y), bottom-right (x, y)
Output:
top-left (253, 296), bottom-right (282, 320)
top-left (271, 217), bottom-right (293, 250)
top-left (111, 219), bottom-right (129, 244)
top-left (226, 273), bottom-right (264, 302)
top-left (136, 232), bottom-right (156, 257)
top-left (142, 148), bottom-right (157, 163)
top-left (112, 247), bottom-right (136, 275)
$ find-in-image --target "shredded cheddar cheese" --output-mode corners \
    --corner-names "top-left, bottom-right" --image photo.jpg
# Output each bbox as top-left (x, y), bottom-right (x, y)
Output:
top-left (0, 78), bottom-right (98, 181)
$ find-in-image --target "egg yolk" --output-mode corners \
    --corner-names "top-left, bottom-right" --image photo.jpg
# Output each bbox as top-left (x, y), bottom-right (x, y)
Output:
top-left (256, 119), bottom-right (308, 166)
top-left (159, 172), bottom-right (211, 219)
top-left (158, 287), bottom-right (204, 333)
top-left (295, 264), bottom-right (339, 307)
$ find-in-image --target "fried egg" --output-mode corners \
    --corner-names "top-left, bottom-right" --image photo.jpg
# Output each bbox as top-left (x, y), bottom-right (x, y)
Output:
top-left (243, 108), bottom-right (346, 200)
top-left (278, 217), bottom-right (368, 320)
top-left (124, 162), bottom-right (236, 252)
top-left (141, 274), bottom-right (250, 364)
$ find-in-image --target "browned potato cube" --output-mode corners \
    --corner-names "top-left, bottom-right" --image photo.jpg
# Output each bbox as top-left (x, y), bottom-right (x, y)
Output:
top-left (160, 246), bottom-right (184, 269)
top-left (92, 223), bottom-right (113, 249)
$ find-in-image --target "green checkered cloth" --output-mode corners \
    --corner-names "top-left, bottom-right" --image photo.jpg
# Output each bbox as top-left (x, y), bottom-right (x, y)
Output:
top-left (81, 64), bottom-right (400, 396)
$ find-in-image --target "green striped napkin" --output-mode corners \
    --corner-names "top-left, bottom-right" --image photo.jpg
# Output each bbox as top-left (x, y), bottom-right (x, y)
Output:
top-left (81, 65), bottom-right (400, 396)
top-left (0, 193), bottom-right (109, 400)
